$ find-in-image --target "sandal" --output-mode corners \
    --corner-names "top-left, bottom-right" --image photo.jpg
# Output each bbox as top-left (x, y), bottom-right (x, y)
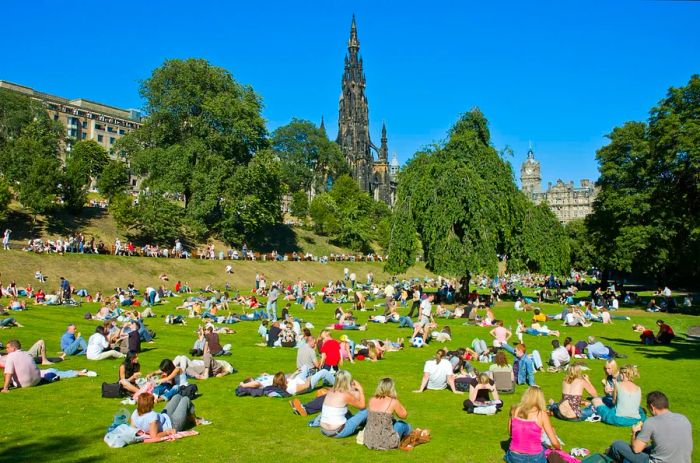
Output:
top-left (400, 434), bottom-right (417, 451)
top-left (416, 428), bottom-right (431, 444)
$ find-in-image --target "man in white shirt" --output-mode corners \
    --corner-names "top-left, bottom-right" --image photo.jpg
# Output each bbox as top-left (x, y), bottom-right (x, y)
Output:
top-left (548, 340), bottom-right (570, 368)
top-left (514, 298), bottom-right (523, 311)
top-left (413, 351), bottom-right (462, 394)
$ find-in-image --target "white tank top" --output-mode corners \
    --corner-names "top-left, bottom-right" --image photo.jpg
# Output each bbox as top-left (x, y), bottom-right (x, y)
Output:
top-left (320, 404), bottom-right (348, 428)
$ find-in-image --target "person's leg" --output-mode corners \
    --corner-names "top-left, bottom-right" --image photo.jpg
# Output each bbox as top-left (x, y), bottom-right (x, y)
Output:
top-left (164, 395), bottom-right (194, 431)
top-left (393, 420), bottom-right (412, 439)
top-left (309, 369), bottom-right (335, 388)
top-left (64, 338), bottom-right (84, 355)
top-left (335, 409), bottom-right (368, 438)
top-left (0, 318), bottom-right (16, 327)
top-left (94, 350), bottom-right (125, 360)
top-left (530, 350), bottom-right (543, 370)
top-left (303, 395), bottom-right (326, 415)
top-left (607, 440), bottom-right (650, 463)
top-left (46, 368), bottom-right (79, 379)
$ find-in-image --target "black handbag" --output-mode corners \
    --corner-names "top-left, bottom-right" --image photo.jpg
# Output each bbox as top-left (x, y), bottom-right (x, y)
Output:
top-left (101, 382), bottom-right (123, 398)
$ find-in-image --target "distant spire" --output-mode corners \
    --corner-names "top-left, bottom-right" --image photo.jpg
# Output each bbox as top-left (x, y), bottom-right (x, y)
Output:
top-left (349, 14), bottom-right (359, 49)
top-left (527, 140), bottom-right (535, 159)
top-left (319, 115), bottom-right (326, 135)
top-left (379, 122), bottom-right (388, 162)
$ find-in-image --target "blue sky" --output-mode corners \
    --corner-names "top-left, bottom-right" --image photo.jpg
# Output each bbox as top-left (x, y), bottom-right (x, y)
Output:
top-left (1, 1), bottom-right (699, 186)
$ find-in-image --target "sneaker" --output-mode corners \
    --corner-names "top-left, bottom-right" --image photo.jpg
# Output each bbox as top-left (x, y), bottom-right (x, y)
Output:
top-left (290, 398), bottom-right (307, 417)
top-left (585, 414), bottom-right (601, 422)
top-left (86, 371), bottom-right (97, 377)
top-left (197, 418), bottom-right (212, 426)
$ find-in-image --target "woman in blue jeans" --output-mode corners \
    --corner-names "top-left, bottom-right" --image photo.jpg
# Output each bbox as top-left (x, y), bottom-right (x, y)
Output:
top-left (315, 370), bottom-right (367, 438)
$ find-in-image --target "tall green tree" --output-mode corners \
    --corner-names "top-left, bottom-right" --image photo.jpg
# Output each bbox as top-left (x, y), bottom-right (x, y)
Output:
top-left (509, 202), bottom-right (570, 275)
top-left (565, 218), bottom-right (595, 270)
top-left (97, 160), bottom-right (131, 199)
top-left (290, 190), bottom-right (309, 219)
top-left (219, 150), bottom-right (283, 246)
top-left (271, 119), bottom-right (348, 194)
top-left (61, 140), bottom-right (110, 211)
top-left (119, 58), bottom-right (268, 239)
top-left (587, 75), bottom-right (700, 286)
top-left (386, 109), bottom-right (569, 287)
top-left (0, 176), bottom-right (11, 218)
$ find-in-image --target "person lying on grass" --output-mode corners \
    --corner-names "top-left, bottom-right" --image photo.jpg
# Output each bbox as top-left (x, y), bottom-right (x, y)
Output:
top-left (238, 368), bottom-right (336, 396)
top-left (0, 339), bottom-right (56, 366)
top-left (130, 392), bottom-right (210, 439)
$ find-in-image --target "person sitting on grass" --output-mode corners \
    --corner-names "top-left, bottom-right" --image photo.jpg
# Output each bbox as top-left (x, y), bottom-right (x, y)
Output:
top-left (87, 326), bottom-right (125, 360)
top-left (655, 320), bottom-right (675, 345)
top-left (2, 340), bottom-right (95, 393)
top-left (488, 351), bottom-right (514, 380)
top-left (148, 359), bottom-right (186, 401)
top-left (60, 323), bottom-right (88, 356)
top-left (606, 390), bottom-right (692, 463)
top-left (119, 351), bottom-right (142, 395)
top-left (505, 386), bottom-right (561, 463)
top-left (0, 339), bottom-right (55, 366)
top-left (311, 370), bottom-right (367, 438)
top-left (591, 364), bottom-right (646, 427)
top-left (633, 325), bottom-right (656, 345)
top-left (413, 349), bottom-right (463, 394)
top-left (130, 392), bottom-right (209, 439)
top-left (502, 343), bottom-right (541, 386)
top-left (548, 339), bottom-right (571, 371)
top-left (548, 362), bottom-right (598, 421)
top-left (363, 377), bottom-right (421, 451)
top-left (463, 373), bottom-right (503, 414)
top-left (601, 359), bottom-right (621, 407)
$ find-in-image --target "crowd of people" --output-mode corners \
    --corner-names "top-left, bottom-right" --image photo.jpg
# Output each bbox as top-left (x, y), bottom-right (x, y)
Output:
top-left (0, 260), bottom-right (694, 461)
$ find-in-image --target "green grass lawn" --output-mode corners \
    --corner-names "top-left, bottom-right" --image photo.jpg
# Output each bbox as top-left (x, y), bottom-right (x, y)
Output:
top-left (0, 270), bottom-right (698, 462)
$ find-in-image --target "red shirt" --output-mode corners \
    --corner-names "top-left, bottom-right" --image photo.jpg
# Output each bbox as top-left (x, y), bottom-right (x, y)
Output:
top-left (320, 339), bottom-right (341, 367)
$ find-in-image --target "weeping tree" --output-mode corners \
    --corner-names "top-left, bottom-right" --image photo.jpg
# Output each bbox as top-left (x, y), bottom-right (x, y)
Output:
top-left (386, 109), bottom-right (569, 298)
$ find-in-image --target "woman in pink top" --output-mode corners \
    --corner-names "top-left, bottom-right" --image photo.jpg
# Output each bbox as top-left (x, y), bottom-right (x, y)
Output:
top-left (506, 386), bottom-right (560, 463)
top-left (489, 320), bottom-right (512, 348)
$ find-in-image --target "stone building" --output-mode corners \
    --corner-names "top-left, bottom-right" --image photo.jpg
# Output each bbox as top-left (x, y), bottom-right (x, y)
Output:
top-left (520, 147), bottom-right (597, 223)
top-left (0, 80), bottom-right (142, 188)
top-left (336, 16), bottom-right (397, 205)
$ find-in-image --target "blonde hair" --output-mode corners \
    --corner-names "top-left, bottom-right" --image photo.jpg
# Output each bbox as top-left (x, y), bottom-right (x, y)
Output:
top-left (373, 377), bottom-right (397, 398)
top-left (478, 373), bottom-right (491, 385)
top-left (564, 362), bottom-right (586, 384)
top-left (514, 386), bottom-right (546, 419)
top-left (619, 364), bottom-right (639, 382)
top-left (333, 370), bottom-right (353, 393)
top-left (604, 359), bottom-right (619, 377)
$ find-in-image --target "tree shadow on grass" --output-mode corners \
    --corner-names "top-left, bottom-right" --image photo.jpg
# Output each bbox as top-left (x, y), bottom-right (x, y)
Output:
top-left (0, 430), bottom-right (102, 463)
top-left (600, 336), bottom-right (700, 361)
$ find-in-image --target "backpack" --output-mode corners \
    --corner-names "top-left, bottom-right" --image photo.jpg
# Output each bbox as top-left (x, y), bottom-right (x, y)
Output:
top-left (101, 382), bottom-right (123, 398)
top-left (178, 384), bottom-right (198, 399)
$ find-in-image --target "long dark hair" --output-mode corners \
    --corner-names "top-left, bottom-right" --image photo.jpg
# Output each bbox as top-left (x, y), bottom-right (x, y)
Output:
top-left (159, 359), bottom-right (176, 375)
top-left (123, 351), bottom-right (140, 378)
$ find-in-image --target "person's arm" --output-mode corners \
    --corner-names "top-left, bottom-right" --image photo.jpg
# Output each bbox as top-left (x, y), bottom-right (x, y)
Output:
top-left (630, 421), bottom-right (648, 453)
top-left (413, 372), bottom-right (430, 392)
top-left (346, 381), bottom-right (366, 409)
top-left (489, 328), bottom-right (497, 338)
top-left (2, 372), bottom-right (12, 393)
top-left (504, 329), bottom-right (512, 342)
top-left (160, 367), bottom-right (182, 384)
top-left (393, 399), bottom-right (408, 419)
top-left (539, 411), bottom-right (561, 450)
top-left (469, 385), bottom-right (479, 402)
top-left (491, 384), bottom-right (500, 401)
top-left (582, 376), bottom-right (599, 397)
top-left (447, 375), bottom-right (463, 394)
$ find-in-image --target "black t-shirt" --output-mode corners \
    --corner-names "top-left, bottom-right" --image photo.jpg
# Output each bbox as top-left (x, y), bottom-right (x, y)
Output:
top-left (128, 330), bottom-right (141, 353)
top-left (267, 325), bottom-right (281, 347)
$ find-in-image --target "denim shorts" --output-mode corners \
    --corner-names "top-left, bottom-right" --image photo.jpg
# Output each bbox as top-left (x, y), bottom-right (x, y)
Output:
top-left (504, 450), bottom-right (546, 463)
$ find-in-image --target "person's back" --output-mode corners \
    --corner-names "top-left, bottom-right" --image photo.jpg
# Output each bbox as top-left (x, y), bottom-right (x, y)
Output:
top-left (640, 411), bottom-right (692, 463)
top-left (5, 349), bottom-right (42, 388)
top-left (615, 382), bottom-right (641, 419)
top-left (510, 408), bottom-right (543, 455)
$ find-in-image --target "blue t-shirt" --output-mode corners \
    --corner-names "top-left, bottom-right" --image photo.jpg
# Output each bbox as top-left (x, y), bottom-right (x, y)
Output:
top-left (60, 332), bottom-right (75, 351)
top-left (130, 410), bottom-right (172, 433)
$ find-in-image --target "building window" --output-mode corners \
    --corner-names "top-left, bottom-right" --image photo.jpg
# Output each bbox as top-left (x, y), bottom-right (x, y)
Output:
top-left (81, 133), bottom-right (87, 139)
top-left (69, 128), bottom-right (77, 137)
top-left (97, 134), bottom-right (104, 142)
top-left (110, 137), bottom-right (116, 145)
top-left (53, 114), bottom-right (59, 121)
top-left (95, 124), bottom-right (103, 131)
top-left (107, 126), bottom-right (115, 133)
top-left (119, 129), bottom-right (125, 135)
top-left (82, 121), bottom-right (87, 128)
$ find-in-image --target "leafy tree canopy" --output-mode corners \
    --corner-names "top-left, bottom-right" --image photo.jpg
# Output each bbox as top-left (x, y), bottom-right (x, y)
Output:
top-left (587, 74), bottom-right (700, 286)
